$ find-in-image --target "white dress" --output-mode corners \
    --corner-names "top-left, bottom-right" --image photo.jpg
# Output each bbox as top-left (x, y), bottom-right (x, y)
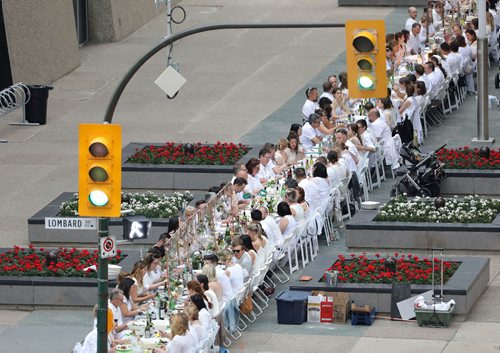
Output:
top-left (290, 203), bottom-right (305, 222)
top-left (281, 215), bottom-right (297, 238)
top-left (203, 288), bottom-right (220, 318)
top-left (167, 333), bottom-right (197, 353)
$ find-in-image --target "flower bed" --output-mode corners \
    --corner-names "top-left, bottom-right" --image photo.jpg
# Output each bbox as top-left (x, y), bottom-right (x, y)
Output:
top-left (121, 143), bottom-right (260, 191)
top-left (58, 191), bottom-right (193, 218)
top-left (127, 141), bottom-right (249, 166)
top-left (0, 245), bottom-right (122, 277)
top-left (436, 146), bottom-right (500, 169)
top-left (374, 195), bottom-right (500, 223)
top-left (325, 253), bottom-right (460, 285)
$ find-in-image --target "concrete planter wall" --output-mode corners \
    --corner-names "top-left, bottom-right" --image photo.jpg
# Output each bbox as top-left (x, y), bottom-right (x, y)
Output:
top-left (289, 256), bottom-right (489, 315)
top-left (0, 250), bottom-right (139, 307)
top-left (440, 169), bottom-right (500, 196)
top-left (121, 143), bottom-right (260, 191)
top-left (346, 210), bottom-right (500, 251)
top-left (28, 193), bottom-right (173, 246)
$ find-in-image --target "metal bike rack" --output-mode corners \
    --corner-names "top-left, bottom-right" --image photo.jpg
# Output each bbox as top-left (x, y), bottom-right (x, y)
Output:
top-left (0, 82), bottom-right (37, 143)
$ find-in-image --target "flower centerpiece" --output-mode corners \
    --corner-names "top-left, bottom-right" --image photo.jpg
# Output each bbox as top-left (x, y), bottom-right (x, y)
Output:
top-left (59, 191), bottom-right (193, 218)
top-left (436, 146), bottom-right (500, 169)
top-left (0, 245), bottom-right (122, 277)
top-left (324, 253), bottom-right (460, 284)
top-left (374, 195), bottom-right (500, 223)
top-left (126, 141), bottom-right (249, 166)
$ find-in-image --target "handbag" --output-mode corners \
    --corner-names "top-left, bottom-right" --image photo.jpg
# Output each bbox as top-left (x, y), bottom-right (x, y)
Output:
top-left (393, 114), bottom-right (414, 144)
top-left (240, 294), bottom-right (253, 314)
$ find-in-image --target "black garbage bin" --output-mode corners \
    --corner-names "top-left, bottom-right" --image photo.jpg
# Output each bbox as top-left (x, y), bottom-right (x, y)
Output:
top-left (25, 84), bottom-right (53, 125)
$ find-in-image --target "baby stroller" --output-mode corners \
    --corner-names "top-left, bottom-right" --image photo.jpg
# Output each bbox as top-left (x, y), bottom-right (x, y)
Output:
top-left (390, 144), bottom-right (446, 197)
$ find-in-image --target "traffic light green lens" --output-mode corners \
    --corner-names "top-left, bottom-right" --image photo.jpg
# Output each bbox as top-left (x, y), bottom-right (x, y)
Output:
top-left (89, 190), bottom-right (109, 206)
top-left (359, 76), bottom-right (374, 89)
top-left (89, 166), bottom-right (108, 182)
top-left (358, 59), bottom-right (372, 70)
top-left (89, 142), bottom-right (108, 157)
top-left (353, 37), bottom-right (374, 52)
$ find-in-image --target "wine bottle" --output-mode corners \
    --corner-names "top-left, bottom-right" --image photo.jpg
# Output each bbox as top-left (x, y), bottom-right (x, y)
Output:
top-left (145, 311), bottom-right (152, 338)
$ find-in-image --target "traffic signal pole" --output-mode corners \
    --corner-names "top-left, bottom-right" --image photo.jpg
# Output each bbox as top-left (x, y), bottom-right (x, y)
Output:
top-left (97, 217), bottom-right (109, 353)
top-left (102, 22), bottom-right (345, 124)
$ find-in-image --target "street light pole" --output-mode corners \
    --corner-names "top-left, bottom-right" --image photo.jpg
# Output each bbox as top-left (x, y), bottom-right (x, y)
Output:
top-left (103, 22), bottom-right (346, 124)
top-left (473, 0), bottom-right (495, 145)
top-left (97, 217), bottom-right (109, 353)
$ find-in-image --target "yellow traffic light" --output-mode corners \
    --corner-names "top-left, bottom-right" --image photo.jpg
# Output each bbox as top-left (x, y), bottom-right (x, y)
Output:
top-left (346, 20), bottom-right (387, 99)
top-left (78, 124), bottom-right (122, 217)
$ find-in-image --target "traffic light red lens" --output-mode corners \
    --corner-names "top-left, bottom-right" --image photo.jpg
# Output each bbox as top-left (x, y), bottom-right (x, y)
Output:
top-left (89, 142), bottom-right (108, 157)
top-left (358, 59), bottom-right (373, 70)
top-left (353, 36), bottom-right (374, 52)
top-left (89, 166), bottom-right (108, 182)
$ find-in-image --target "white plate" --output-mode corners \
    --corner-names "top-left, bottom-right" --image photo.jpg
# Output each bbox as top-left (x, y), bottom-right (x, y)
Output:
top-left (139, 337), bottom-right (161, 348)
top-left (361, 201), bottom-right (381, 210)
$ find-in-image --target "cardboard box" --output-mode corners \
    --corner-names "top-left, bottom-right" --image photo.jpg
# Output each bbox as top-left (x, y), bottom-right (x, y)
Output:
top-left (320, 297), bottom-right (334, 323)
top-left (312, 291), bottom-right (350, 323)
top-left (307, 295), bottom-right (321, 323)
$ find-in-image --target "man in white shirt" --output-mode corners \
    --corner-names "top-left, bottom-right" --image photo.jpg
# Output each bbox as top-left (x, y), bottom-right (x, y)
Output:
top-left (424, 61), bottom-right (443, 100)
top-left (335, 129), bottom-right (360, 165)
top-left (405, 7), bottom-right (418, 31)
top-left (407, 23), bottom-right (422, 55)
top-left (302, 87), bottom-right (319, 121)
top-left (356, 119), bottom-right (378, 168)
top-left (367, 108), bottom-right (400, 169)
top-left (300, 114), bottom-right (323, 152)
top-left (256, 148), bottom-right (275, 182)
top-left (319, 81), bottom-right (334, 102)
top-left (108, 289), bottom-right (127, 339)
top-left (415, 64), bottom-right (432, 93)
top-left (444, 41), bottom-right (463, 74)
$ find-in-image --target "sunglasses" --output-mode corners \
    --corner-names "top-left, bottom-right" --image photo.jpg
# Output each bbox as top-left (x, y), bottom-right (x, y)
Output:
top-left (233, 249), bottom-right (242, 254)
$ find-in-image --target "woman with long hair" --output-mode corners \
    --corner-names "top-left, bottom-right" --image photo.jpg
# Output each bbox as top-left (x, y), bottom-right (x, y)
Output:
top-left (285, 131), bottom-right (305, 164)
top-left (347, 123), bottom-right (363, 147)
top-left (130, 260), bottom-right (156, 304)
top-left (143, 253), bottom-right (166, 293)
top-left (239, 234), bottom-right (257, 265)
top-left (295, 186), bottom-right (309, 216)
top-left (195, 274), bottom-right (219, 318)
top-left (117, 277), bottom-right (148, 323)
top-left (331, 87), bottom-right (351, 120)
top-left (165, 312), bottom-right (197, 353)
top-left (277, 201), bottom-right (297, 238)
top-left (284, 188), bottom-right (305, 222)
top-left (201, 264), bottom-right (222, 305)
top-left (274, 138), bottom-right (289, 167)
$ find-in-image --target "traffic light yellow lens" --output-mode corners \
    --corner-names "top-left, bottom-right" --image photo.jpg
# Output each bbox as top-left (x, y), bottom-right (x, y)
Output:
top-left (358, 59), bottom-right (373, 70)
top-left (89, 190), bottom-right (109, 206)
top-left (359, 76), bottom-right (374, 89)
top-left (89, 142), bottom-right (108, 157)
top-left (89, 166), bottom-right (108, 182)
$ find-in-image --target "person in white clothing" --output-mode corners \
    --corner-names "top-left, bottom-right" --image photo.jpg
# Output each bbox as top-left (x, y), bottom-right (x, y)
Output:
top-left (441, 42), bottom-right (462, 75)
top-left (302, 87), bottom-right (319, 120)
top-left (307, 163), bottom-right (330, 213)
top-left (195, 274), bottom-right (220, 318)
top-left (230, 238), bottom-right (253, 281)
top-left (221, 249), bottom-right (245, 293)
top-left (256, 148), bottom-right (276, 182)
top-left (300, 114), bottom-right (323, 152)
top-left (185, 304), bottom-right (208, 343)
top-left (407, 23), bottom-right (422, 55)
top-left (258, 205), bottom-right (283, 246)
top-left (203, 254), bottom-right (234, 302)
top-left (319, 80), bottom-right (334, 102)
top-left (356, 119), bottom-right (378, 168)
top-left (245, 158), bottom-right (263, 195)
top-left (368, 108), bottom-right (401, 167)
top-left (108, 289), bottom-right (128, 339)
top-left (415, 64), bottom-right (432, 94)
top-left (163, 313), bottom-right (197, 353)
top-left (424, 61), bottom-right (443, 100)
top-left (335, 129), bottom-right (360, 165)
top-left (326, 150), bottom-right (348, 187)
top-left (277, 201), bottom-right (297, 238)
top-left (284, 188), bottom-right (306, 222)
top-left (405, 7), bottom-right (418, 31)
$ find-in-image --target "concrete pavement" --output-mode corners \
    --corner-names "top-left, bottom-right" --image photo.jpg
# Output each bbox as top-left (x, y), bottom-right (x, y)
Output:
top-left (1, 1), bottom-right (500, 352)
